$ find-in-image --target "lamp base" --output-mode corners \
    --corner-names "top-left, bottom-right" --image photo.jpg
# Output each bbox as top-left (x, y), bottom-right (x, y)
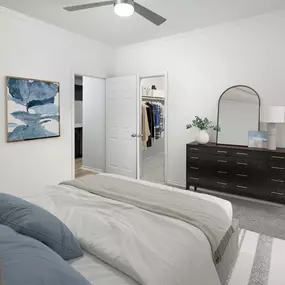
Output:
top-left (267, 123), bottom-right (277, 150)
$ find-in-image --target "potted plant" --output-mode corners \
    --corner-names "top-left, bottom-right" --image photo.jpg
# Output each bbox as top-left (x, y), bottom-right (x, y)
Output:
top-left (186, 116), bottom-right (220, 144)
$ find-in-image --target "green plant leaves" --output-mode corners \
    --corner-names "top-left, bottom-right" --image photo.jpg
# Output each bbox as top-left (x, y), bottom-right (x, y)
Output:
top-left (186, 116), bottom-right (220, 131)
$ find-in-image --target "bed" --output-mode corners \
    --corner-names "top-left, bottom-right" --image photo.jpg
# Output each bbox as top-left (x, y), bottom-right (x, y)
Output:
top-left (26, 173), bottom-right (239, 285)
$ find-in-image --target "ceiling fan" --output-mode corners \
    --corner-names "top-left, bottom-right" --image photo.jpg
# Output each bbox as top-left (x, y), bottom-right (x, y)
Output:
top-left (63, 0), bottom-right (167, 26)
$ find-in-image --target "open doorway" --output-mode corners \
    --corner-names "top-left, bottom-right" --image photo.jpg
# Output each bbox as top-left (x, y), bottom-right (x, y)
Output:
top-left (140, 75), bottom-right (167, 184)
top-left (73, 74), bottom-right (106, 178)
top-left (74, 75), bottom-right (86, 177)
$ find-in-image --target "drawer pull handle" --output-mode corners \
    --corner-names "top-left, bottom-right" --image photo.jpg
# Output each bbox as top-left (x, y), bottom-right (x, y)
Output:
top-left (271, 179), bottom-right (284, 183)
top-left (237, 162), bottom-right (248, 166)
top-left (218, 160), bottom-right (227, 163)
top-left (218, 171), bottom-right (227, 174)
top-left (272, 166), bottom-right (285, 170)
top-left (272, 156), bottom-right (285, 160)
top-left (190, 167), bottom-right (199, 170)
top-left (237, 174), bottom-right (248, 177)
top-left (190, 177), bottom-right (199, 180)
top-left (217, 151), bottom-right (227, 154)
top-left (237, 152), bottom-right (248, 156)
top-left (271, 192), bottom-right (284, 196)
top-left (190, 157), bottom-right (199, 160)
top-left (237, 185), bottom-right (248, 189)
top-left (217, 182), bottom-right (227, 186)
top-left (190, 148), bottom-right (199, 151)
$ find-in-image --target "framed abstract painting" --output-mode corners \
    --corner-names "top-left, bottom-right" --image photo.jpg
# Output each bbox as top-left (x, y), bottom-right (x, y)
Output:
top-left (6, 76), bottom-right (60, 142)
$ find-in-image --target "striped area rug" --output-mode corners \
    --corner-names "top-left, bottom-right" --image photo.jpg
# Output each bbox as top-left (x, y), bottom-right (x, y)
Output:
top-left (227, 229), bottom-right (284, 285)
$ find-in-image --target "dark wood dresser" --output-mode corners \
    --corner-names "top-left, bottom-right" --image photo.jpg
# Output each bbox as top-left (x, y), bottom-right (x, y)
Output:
top-left (186, 142), bottom-right (285, 204)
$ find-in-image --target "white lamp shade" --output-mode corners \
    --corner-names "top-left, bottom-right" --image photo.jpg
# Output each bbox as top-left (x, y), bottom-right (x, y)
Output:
top-left (261, 106), bottom-right (285, 123)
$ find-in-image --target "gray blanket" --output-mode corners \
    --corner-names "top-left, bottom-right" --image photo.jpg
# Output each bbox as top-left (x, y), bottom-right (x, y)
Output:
top-left (61, 174), bottom-right (233, 263)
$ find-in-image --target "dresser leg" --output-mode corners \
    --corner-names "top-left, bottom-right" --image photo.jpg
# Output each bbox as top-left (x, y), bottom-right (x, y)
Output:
top-left (186, 182), bottom-right (190, 190)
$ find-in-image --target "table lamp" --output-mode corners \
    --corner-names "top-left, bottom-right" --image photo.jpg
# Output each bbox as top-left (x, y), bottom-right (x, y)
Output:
top-left (262, 106), bottom-right (285, 150)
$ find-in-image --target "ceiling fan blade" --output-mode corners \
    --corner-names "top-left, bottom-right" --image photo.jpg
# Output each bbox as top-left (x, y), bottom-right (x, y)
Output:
top-left (64, 1), bottom-right (114, 12)
top-left (134, 2), bottom-right (166, 26)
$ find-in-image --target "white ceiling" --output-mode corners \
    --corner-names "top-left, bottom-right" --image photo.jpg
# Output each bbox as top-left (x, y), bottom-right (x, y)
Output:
top-left (1, 0), bottom-right (285, 46)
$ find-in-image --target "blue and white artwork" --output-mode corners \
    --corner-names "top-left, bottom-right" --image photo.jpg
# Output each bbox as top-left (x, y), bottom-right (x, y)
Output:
top-left (6, 77), bottom-right (60, 142)
top-left (248, 131), bottom-right (267, 148)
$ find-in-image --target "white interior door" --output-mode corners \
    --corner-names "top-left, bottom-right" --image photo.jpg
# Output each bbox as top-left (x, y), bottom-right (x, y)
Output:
top-left (106, 75), bottom-right (138, 178)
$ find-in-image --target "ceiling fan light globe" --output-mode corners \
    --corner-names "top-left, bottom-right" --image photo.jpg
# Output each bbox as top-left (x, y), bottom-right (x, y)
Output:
top-left (114, 1), bottom-right (134, 17)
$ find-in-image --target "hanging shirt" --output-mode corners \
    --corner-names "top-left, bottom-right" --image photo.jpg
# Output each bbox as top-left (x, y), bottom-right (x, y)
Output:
top-left (159, 102), bottom-right (164, 137)
top-left (153, 103), bottom-right (161, 139)
top-left (145, 103), bottom-right (154, 147)
top-left (142, 103), bottom-right (150, 146)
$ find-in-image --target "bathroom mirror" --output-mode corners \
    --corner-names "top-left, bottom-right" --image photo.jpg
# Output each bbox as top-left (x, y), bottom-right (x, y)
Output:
top-left (216, 85), bottom-right (260, 146)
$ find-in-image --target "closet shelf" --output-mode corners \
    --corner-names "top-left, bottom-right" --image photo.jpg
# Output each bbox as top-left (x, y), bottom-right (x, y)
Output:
top-left (142, 96), bottom-right (165, 101)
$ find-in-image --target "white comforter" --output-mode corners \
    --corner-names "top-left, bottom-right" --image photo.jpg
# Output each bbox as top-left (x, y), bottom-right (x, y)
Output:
top-left (26, 174), bottom-right (232, 285)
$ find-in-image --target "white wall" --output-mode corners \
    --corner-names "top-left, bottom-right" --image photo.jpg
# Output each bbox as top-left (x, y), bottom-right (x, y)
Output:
top-left (112, 10), bottom-right (285, 187)
top-left (83, 77), bottom-right (106, 172)
top-left (0, 8), bottom-right (113, 197)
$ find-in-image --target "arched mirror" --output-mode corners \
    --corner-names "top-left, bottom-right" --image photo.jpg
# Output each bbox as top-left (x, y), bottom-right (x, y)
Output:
top-left (216, 85), bottom-right (261, 146)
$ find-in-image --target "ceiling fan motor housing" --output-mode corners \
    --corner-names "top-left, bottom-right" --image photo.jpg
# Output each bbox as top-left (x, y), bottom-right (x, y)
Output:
top-left (114, 0), bottom-right (135, 7)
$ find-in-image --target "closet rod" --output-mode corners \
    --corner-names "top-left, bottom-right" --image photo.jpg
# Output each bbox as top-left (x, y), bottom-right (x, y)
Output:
top-left (140, 75), bottom-right (165, 79)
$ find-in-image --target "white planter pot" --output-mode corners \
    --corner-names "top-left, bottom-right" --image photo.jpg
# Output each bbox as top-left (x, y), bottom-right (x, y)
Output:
top-left (196, 130), bottom-right (209, 144)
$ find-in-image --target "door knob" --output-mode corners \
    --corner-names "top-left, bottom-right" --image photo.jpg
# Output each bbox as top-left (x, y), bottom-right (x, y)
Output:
top-left (131, 134), bottom-right (143, 138)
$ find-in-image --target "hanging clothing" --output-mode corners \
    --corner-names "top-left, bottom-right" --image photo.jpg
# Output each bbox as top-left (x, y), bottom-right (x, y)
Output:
top-left (153, 103), bottom-right (161, 139)
top-left (145, 102), bottom-right (155, 147)
top-left (160, 103), bottom-right (164, 137)
top-left (142, 103), bottom-right (150, 146)
top-left (142, 100), bottom-right (165, 147)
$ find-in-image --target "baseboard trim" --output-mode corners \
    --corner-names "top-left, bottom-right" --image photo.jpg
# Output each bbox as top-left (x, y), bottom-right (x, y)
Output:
top-left (166, 181), bottom-right (185, 189)
top-left (81, 165), bottom-right (104, 173)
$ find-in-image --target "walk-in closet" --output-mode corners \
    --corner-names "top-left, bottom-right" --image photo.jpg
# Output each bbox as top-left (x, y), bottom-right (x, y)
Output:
top-left (140, 76), bottom-right (166, 184)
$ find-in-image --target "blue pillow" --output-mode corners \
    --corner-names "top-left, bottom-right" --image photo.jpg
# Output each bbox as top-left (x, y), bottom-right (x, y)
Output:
top-left (0, 193), bottom-right (83, 260)
top-left (0, 225), bottom-right (90, 285)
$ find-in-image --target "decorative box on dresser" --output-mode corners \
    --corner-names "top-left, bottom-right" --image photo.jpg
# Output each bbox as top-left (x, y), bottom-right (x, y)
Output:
top-left (186, 142), bottom-right (285, 204)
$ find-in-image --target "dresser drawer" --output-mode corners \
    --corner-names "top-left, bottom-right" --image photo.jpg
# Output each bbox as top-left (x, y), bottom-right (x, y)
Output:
top-left (187, 153), bottom-right (217, 166)
top-left (267, 177), bottom-right (285, 188)
top-left (214, 180), bottom-right (231, 191)
top-left (235, 173), bottom-right (250, 184)
top-left (270, 190), bottom-right (285, 199)
top-left (268, 167), bottom-right (285, 181)
top-left (268, 153), bottom-right (285, 164)
top-left (187, 174), bottom-right (216, 188)
top-left (269, 162), bottom-right (285, 172)
top-left (234, 157), bottom-right (264, 171)
top-left (216, 169), bottom-right (231, 179)
top-left (187, 146), bottom-right (202, 154)
top-left (216, 157), bottom-right (233, 171)
top-left (234, 159), bottom-right (253, 173)
top-left (233, 184), bottom-right (254, 194)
